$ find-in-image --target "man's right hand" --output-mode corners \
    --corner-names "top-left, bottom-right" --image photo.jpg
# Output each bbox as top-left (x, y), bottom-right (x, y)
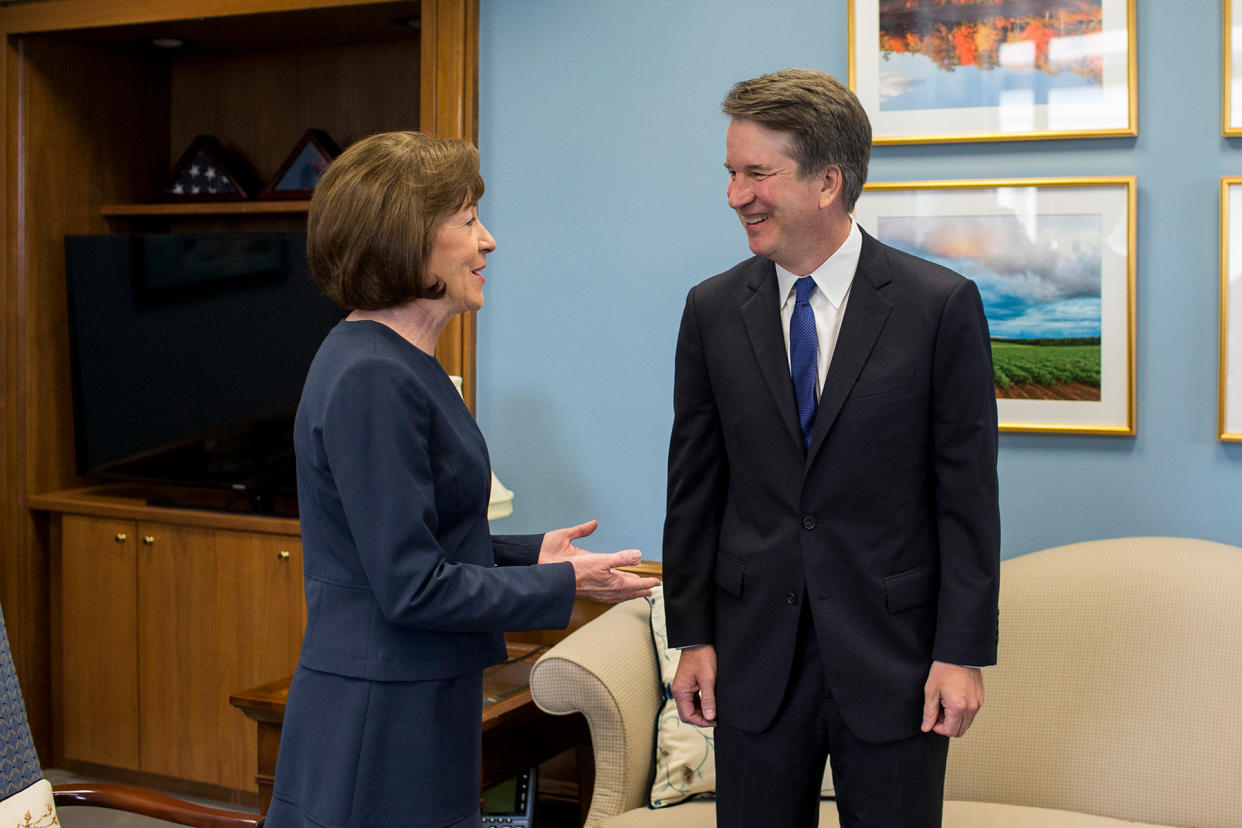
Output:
top-left (671, 644), bottom-right (718, 727)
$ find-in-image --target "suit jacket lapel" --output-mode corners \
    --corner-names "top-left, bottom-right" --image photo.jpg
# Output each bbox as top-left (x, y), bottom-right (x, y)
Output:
top-left (739, 259), bottom-right (803, 452)
top-left (806, 230), bottom-right (893, 467)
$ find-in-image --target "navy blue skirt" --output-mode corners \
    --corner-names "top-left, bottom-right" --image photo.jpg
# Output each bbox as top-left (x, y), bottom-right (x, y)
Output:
top-left (265, 665), bottom-right (484, 828)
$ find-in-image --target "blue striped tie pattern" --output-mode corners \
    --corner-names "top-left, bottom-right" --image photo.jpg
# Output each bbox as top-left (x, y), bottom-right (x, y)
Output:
top-left (790, 276), bottom-right (818, 449)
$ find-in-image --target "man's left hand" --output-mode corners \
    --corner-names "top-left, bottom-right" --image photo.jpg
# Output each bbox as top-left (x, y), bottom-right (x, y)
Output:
top-left (921, 661), bottom-right (984, 737)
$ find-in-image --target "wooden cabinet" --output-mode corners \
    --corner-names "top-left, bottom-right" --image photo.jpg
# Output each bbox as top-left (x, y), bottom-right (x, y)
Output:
top-left (1, 0), bottom-right (479, 760)
top-left (59, 515), bottom-right (141, 770)
top-left (135, 524), bottom-right (305, 790)
top-left (42, 490), bottom-right (306, 797)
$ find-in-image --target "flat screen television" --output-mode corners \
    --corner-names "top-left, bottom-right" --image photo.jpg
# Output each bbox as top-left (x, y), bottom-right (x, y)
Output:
top-left (64, 231), bottom-right (344, 512)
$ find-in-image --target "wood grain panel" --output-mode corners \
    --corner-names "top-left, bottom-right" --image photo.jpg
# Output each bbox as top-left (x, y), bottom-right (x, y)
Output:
top-left (0, 30), bottom-right (13, 664)
top-left (30, 486), bottom-right (301, 535)
top-left (4, 35), bottom-right (168, 752)
top-left (421, 0), bottom-right (478, 410)
top-left (136, 522), bottom-right (219, 784)
top-left (213, 531), bottom-right (306, 791)
top-left (18, 35), bottom-right (167, 496)
top-left (58, 515), bottom-right (140, 769)
top-left (170, 38), bottom-right (420, 188)
top-left (0, 0), bottom-right (405, 33)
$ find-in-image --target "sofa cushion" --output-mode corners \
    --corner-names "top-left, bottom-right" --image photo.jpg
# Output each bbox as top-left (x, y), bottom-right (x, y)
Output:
top-left (939, 800), bottom-right (1175, 827)
top-left (599, 799), bottom-right (1178, 827)
top-left (944, 538), bottom-right (1242, 828)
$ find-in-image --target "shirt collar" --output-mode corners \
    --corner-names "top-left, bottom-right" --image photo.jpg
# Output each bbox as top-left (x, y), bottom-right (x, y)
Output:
top-left (776, 219), bottom-right (861, 311)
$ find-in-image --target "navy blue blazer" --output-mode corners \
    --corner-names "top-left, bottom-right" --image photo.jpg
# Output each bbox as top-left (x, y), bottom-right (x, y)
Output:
top-left (293, 320), bottom-right (575, 682)
top-left (663, 229), bottom-right (1000, 743)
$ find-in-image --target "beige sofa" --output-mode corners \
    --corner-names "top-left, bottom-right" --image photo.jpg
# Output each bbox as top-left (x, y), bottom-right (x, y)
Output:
top-left (530, 537), bottom-right (1242, 827)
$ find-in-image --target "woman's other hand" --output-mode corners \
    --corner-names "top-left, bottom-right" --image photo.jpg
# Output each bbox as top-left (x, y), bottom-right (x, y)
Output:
top-left (539, 520), bottom-right (660, 603)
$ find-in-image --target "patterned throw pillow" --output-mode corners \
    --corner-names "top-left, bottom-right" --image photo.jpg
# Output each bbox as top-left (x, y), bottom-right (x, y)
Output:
top-left (646, 586), bottom-right (835, 809)
top-left (647, 586), bottom-right (716, 807)
top-left (0, 779), bottom-right (57, 828)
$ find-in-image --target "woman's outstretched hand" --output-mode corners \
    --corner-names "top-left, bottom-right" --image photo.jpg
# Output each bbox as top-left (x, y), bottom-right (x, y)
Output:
top-left (539, 520), bottom-right (660, 603)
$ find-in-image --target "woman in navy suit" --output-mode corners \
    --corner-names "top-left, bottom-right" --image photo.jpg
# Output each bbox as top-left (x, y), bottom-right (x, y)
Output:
top-left (266, 131), bottom-right (658, 828)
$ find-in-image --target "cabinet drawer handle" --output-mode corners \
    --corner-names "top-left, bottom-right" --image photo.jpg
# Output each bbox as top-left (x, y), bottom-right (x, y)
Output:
top-left (142, 535), bottom-right (156, 545)
top-left (277, 550), bottom-right (291, 561)
top-left (114, 533), bottom-right (128, 543)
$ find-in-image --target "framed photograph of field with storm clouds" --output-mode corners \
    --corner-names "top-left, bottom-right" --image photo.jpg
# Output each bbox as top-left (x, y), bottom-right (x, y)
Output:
top-left (848, 0), bottom-right (1136, 144)
top-left (854, 177), bottom-right (1136, 434)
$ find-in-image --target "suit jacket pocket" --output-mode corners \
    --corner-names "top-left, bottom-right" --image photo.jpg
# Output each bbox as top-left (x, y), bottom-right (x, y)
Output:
top-left (715, 552), bottom-right (745, 597)
top-left (884, 564), bottom-right (933, 614)
top-left (849, 367), bottom-right (915, 400)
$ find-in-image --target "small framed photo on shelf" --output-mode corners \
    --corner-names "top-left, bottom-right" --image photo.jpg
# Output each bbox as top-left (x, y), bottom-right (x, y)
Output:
top-left (1219, 178), bottom-right (1242, 440)
top-left (258, 129), bottom-right (341, 199)
top-left (854, 177), bottom-right (1136, 435)
top-left (164, 135), bottom-right (258, 200)
top-left (848, 0), bottom-right (1137, 144)
top-left (1225, 0), bottom-right (1242, 134)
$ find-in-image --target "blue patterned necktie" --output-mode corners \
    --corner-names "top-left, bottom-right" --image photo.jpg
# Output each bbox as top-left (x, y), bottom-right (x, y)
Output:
top-left (790, 276), bottom-right (818, 449)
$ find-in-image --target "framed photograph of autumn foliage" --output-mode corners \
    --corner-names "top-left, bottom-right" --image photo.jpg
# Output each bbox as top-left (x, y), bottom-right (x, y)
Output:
top-left (1225, 0), bottom-right (1242, 134)
top-left (848, 0), bottom-right (1137, 144)
top-left (854, 178), bottom-right (1136, 434)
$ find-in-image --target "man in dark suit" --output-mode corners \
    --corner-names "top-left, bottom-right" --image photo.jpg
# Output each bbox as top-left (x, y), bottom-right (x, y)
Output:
top-left (663, 69), bottom-right (1000, 827)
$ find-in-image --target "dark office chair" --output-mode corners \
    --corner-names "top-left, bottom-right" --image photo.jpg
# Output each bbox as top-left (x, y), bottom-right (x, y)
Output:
top-left (1, 603), bottom-right (263, 827)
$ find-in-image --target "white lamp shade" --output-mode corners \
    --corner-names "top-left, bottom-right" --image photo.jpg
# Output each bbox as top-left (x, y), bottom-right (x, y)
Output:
top-left (449, 376), bottom-right (514, 521)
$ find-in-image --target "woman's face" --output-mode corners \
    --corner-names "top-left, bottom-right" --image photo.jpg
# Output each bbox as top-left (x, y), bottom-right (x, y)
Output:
top-left (427, 203), bottom-right (496, 314)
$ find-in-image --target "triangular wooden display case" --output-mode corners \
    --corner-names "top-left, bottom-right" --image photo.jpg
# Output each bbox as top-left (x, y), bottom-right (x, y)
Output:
top-left (257, 129), bottom-right (341, 200)
top-left (163, 135), bottom-right (258, 201)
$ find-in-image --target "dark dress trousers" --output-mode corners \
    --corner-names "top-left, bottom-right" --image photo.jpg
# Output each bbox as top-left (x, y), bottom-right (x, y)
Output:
top-left (267, 320), bottom-right (576, 828)
top-left (663, 228), bottom-right (1001, 745)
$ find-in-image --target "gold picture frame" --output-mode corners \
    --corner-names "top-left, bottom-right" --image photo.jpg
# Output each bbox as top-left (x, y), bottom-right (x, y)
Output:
top-left (1219, 178), bottom-right (1242, 440)
top-left (854, 177), bottom-right (1137, 434)
top-left (849, 0), bottom-right (1137, 144)
top-left (1225, 0), bottom-right (1242, 134)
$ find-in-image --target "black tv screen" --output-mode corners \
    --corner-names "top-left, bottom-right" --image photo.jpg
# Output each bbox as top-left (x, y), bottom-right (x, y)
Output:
top-left (64, 232), bottom-right (343, 506)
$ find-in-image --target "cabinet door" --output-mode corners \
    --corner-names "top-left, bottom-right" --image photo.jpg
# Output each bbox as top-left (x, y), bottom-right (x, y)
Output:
top-left (59, 515), bottom-right (140, 769)
top-left (135, 523), bottom-right (305, 791)
top-left (135, 521), bottom-right (218, 784)
top-left (213, 530), bottom-right (305, 792)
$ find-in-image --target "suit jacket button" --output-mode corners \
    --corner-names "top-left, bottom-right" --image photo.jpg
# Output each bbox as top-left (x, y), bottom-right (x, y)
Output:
top-left (802, 516), bottom-right (816, 530)
top-left (785, 592), bottom-right (798, 606)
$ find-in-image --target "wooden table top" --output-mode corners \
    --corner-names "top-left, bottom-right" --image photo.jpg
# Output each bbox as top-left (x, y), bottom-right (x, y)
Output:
top-left (229, 642), bottom-right (550, 727)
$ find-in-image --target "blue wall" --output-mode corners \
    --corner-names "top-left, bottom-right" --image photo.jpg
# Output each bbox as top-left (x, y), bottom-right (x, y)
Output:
top-left (476, 0), bottom-right (1242, 562)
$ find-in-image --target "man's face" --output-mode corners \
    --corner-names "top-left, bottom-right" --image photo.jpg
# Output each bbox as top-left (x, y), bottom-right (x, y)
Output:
top-left (725, 119), bottom-right (830, 274)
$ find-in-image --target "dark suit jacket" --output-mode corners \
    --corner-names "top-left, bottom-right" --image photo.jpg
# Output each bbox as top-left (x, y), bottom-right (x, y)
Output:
top-left (663, 229), bottom-right (1000, 743)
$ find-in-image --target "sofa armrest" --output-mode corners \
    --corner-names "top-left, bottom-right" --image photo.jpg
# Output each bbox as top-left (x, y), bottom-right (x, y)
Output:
top-left (530, 597), bottom-right (660, 826)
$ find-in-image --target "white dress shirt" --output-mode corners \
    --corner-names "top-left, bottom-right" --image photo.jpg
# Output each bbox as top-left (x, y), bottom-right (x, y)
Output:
top-left (775, 219), bottom-right (862, 399)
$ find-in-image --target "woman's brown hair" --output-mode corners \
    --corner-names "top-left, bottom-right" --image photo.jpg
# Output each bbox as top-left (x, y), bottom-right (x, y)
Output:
top-left (307, 131), bottom-right (485, 310)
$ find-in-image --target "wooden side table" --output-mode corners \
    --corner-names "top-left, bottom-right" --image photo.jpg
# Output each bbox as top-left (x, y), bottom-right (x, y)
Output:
top-left (229, 643), bottom-right (591, 815)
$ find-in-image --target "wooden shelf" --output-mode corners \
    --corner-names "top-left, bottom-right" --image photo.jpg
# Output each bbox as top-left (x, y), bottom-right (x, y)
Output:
top-left (29, 484), bottom-right (300, 536)
top-left (102, 201), bottom-right (311, 217)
